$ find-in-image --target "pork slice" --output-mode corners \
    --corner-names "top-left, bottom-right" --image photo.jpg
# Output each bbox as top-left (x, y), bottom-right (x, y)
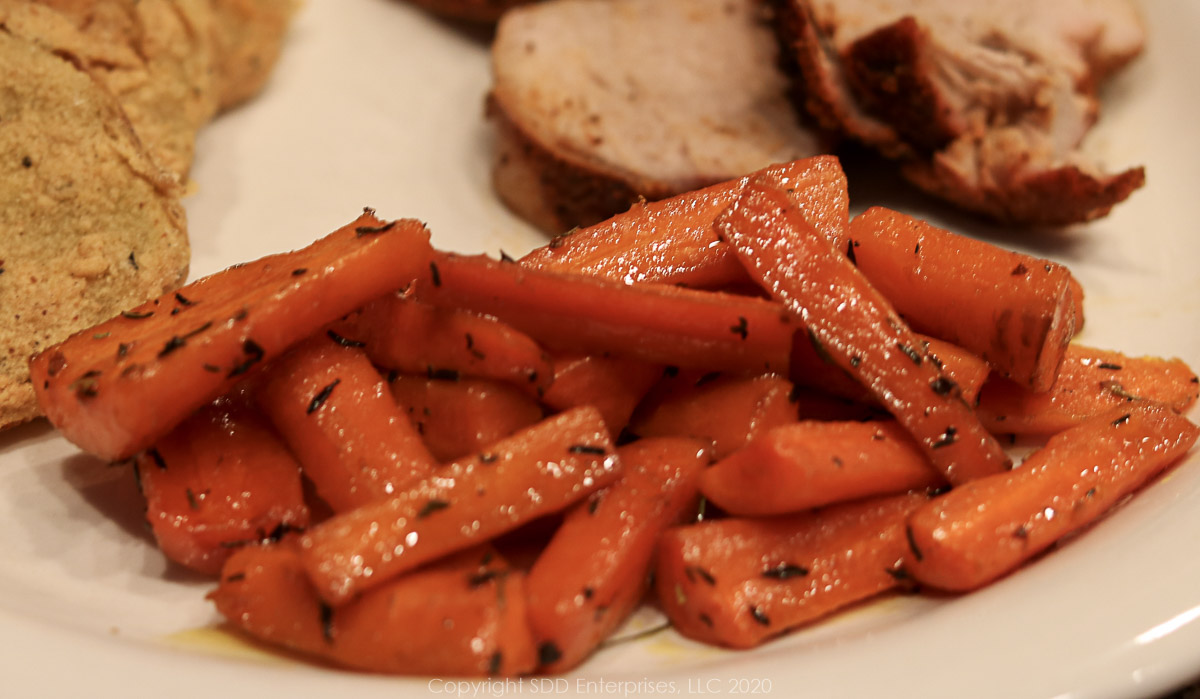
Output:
top-left (489, 0), bottom-right (823, 234)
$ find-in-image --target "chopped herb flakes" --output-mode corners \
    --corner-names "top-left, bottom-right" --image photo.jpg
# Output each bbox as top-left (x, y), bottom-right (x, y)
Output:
top-left (762, 563), bottom-right (809, 580)
top-left (307, 379), bottom-right (341, 414)
top-left (355, 221), bottom-right (396, 236)
top-left (326, 330), bottom-right (365, 348)
top-left (417, 499), bottom-right (451, 518)
top-left (537, 642), bottom-right (562, 666)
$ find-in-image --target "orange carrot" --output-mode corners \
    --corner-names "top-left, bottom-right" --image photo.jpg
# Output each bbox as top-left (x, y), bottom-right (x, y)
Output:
top-left (519, 155), bottom-right (849, 288)
top-left (338, 292), bottom-right (553, 398)
top-left (629, 373), bottom-right (798, 459)
top-left (716, 178), bottom-right (1010, 484)
top-left (211, 542), bottom-right (537, 676)
top-left (525, 438), bottom-right (709, 672)
top-left (415, 252), bottom-right (796, 376)
top-left (30, 212), bottom-right (433, 461)
top-left (655, 492), bottom-right (929, 649)
top-left (388, 373), bottom-right (544, 462)
top-left (539, 354), bottom-right (664, 436)
top-left (846, 207), bottom-right (1078, 391)
top-left (922, 336), bottom-right (990, 405)
top-left (137, 391), bottom-right (309, 575)
top-left (976, 345), bottom-right (1200, 435)
top-left (700, 420), bottom-right (943, 516)
top-left (256, 334), bottom-right (436, 512)
top-left (904, 403), bottom-right (1200, 592)
top-left (299, 406), bottom-right (621, 605)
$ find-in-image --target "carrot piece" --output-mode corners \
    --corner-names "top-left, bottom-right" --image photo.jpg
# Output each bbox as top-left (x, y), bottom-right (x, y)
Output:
top-left (904, 403), bottom-right (1200, 592)
top-left (539, 354), bottom-right (664, 436)
top-left (629, 373), bottom-right (798, 459)
top-left (30, 212), bottom-right (434, 461)
top-left (846, 207), bottom-right (1078, 391)
top-left (338, 292), bottom-right (553, 397)
top-left (921, 336), bottom-right (990, 406)
top-left (976, 345), bottom-right (1200, 435)
top-left (700, 421), bottom-right (943, 516)
top-left (256, 334), bottom-right (436, 512)
top-left (211, 542), bottom-right (537, 676)
top-left (519, 155), bottom-right (848, 289)
top-left (715, 178), bottom-right (1010, 484)
top-left (416, 252), bottom-right (796, 375)
top-left (387, 373), bottom-right (544, 462)
top-left (136, 392), bottom-right (309, 575)
top-left (526, 437), bottom-right (710, 672)
top-left (655, 492), bottom-right (929, 649)
top-left (299, 405), bottom-right (620, 605)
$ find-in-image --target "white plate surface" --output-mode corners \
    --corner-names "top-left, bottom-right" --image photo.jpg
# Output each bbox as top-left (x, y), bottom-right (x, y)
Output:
top-left (2, 1), bottom-right (1198, 698)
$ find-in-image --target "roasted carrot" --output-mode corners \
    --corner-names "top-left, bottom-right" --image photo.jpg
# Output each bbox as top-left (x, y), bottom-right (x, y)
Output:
top-left (700, 420), bottom-right (943, 516)
top-left (846, 207), bottom-right (1078, 391)
top-left (137, 391), bottom-right (309, 575)
top-left (30, 212), bottom-right (434, 461)
top-left (256, 334), bottom-right (436, 512)
top-left (337, 292), bottom-right (553, 398)
top-left (716, 178), bottom-right (1010, 484)
top-left (629, 373), bottom-right (798, 459)
top-left (921, 336), bottom-right (990, 406)
top-left (299, 405), bottom-right (620, 605)
top-left (539, 354), bottom-right (664, 436)
top-left (388, 373), bottom-right (544, 462)
top-left (655, 492), bottom-right (929, 649)
top-left (904, 403), bottom-right (1200, 592)
top-left (211, 542), bottom-right (537, 676)
top-left (526, 437), bottom-right (709, 672)
top-left (976, 345), bottom-right (1199, 435)
top-left (519, 155), bottom-right (849, 289)
top-left (415, 252), bottom-right (796, 376)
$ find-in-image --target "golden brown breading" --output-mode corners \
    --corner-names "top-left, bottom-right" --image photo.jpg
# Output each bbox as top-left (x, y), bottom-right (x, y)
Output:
top-left (206, 0), bottom-right (300, 111)
top-left (0, 27), bottom-right (189, 429)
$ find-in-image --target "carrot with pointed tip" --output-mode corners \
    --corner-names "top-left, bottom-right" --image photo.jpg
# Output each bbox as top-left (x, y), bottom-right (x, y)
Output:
top-left (298, 405), bottom-right (621, 605)
top-left (904, 403), bottom-right (1199, 592)
top-left (700, 420), bottom-right (943, 516)
top-left (526, 437), bottom-right (709, 672)
top-left (30, 212), bottom-right (434, 461)
top-left (256, 334), bottom-right (436, 512)
top-left (715, 177), bottom-right (1010, 484)
top-left (520, 155), bottom-right (849, 288)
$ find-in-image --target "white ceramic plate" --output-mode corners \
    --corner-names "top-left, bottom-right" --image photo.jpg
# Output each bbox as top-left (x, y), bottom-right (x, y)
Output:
top-left (2, 1), bottom-right (1197, 697)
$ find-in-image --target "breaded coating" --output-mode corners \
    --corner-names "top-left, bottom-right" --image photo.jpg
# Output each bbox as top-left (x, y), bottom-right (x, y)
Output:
top-left (0, 27), bottom-right (189, 429)
top-left (207, 0), bottom-right (300, 111)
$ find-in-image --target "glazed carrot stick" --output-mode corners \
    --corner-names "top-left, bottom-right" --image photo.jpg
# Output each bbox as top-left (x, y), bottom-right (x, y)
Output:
top-left (415, 252), bottom-right (796, 376)
top-left (539, 354), bottom-right (663, 436)
top-left (519, 155), bottom-right (849, 289)
top-left (655, 492), bottom-right (929, 649)
top-left (256, 334), bottom-right (436, 512)
top-left (904, 403), bottom-right (1200, 592)
top-left (629, 373), bottom-right (798, 459)
top-left (976, 345), bottom-right (1199, 435)
top-left (387, 373), bottom-right (544, 462)
top-left (699, 420), bottom-right (943, 516)
top-left (921, 336), bottom-right (990, 405)
top-left (299, 405), bottom-right (620, 605)
top-left (136, 391), bottom-right (309, 575)
top-left (715, 178), bottom-right (1010, 484)
top-left (337, 292), bottom-right (554, 398)
top-left (846, 207), bottom-right (1078, 391)
top-left (211, 543), bottom-right (537, 676)
top-left (525, 437), bottom-right (709, 672)
top-left (30, 212), bottom-right (434, 461)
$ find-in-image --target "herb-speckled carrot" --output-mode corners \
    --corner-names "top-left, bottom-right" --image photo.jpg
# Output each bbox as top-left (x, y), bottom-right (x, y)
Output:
top-left (388, 373), bottom-right (544, 462)
top-left (256, 333), bottom-right (436, 512)
top-left (715, 178), bottom-right (1010, 484)
top-left (299, 405), bottom-right (621, 605)
top-left (519, 155), bottom-right (848, 289)
top-left (137, 390), bottom-right (309, 575)
top-left (211, 543), bottom-right (537, 676)
top-left (904, 403), bottom-right (1199, 591)
top-left (539, 353), bottom-right (663, 436)
top-left (846, 207), bottom-right (1079, 391)
top-left (30, 212), bottom-right (434, 461)
top-left (976, 345), bottom-right (1199, 435)
top-left (655, 492), bottom-right (929, 649)
top-left (526, 437), bottom-right (710, 672)
top-left (700, 420), bottom-right (943, 516)
top-left (416, 252), bottom-right (796, 376)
